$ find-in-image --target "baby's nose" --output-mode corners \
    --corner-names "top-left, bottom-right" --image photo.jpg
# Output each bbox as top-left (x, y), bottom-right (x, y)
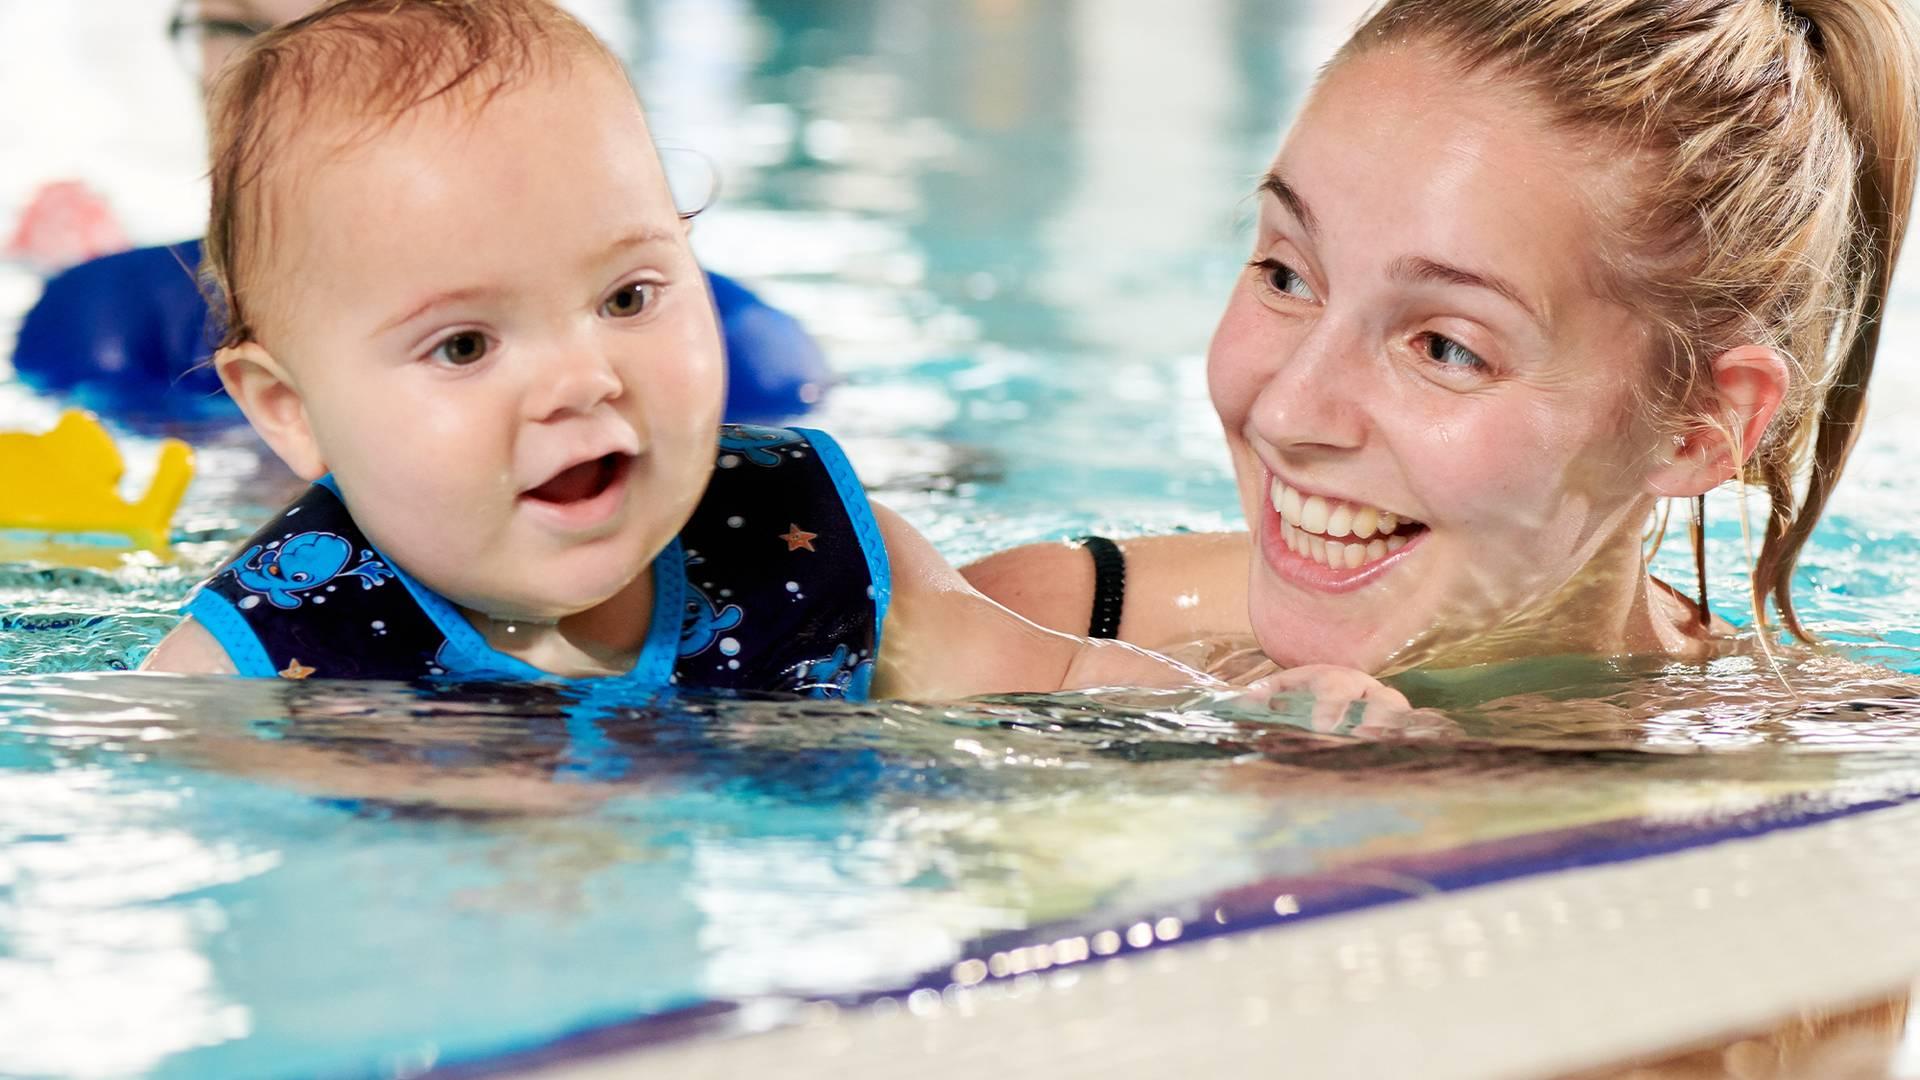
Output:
top-left (530, 348), bottom-right (624, 420)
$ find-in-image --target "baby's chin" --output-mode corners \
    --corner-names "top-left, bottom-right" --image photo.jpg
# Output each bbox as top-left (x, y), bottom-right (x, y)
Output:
top-left (499, 570), bottom-right (649, 624)
top-left (440, 549), bottom-right (654, 626)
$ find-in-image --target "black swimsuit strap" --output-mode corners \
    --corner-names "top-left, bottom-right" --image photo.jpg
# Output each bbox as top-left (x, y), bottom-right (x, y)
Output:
top-left (1077, 535), bottom-right (1127, 640)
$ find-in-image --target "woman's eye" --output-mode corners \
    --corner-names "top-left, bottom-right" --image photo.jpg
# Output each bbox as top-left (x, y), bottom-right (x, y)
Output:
top-left (431, 331), bottom-right (489, 366)
top-left (1418, 333), bottom-right (1487, 372)
top-left (1250, 258), bottom-right (1316, 302)
top-left (601, 283), bottom-right (654, 319)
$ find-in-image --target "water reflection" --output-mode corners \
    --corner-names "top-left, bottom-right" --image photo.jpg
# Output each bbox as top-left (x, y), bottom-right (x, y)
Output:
top-left (0, 737), bottom-right (260, 1078)
top-left (1393, 651), bottom-right (1920, 751)
top-left (7, 671), bottom-right (1920, 1075)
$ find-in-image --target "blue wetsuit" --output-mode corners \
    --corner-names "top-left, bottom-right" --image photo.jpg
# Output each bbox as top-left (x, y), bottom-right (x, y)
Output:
top-left (184, 425), bottom-right (889, 700)
top-left (11, 240), bottom-right (829, 423)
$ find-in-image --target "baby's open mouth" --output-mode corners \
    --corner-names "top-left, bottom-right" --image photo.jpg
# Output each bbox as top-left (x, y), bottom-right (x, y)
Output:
top-left (1269, 475), bottom-right (1429, 571)
top-left (525, 453), bottom-right (630, 505)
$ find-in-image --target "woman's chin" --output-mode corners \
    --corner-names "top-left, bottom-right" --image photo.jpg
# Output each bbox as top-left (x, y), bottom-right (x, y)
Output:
top-left (1247, 584), bottom-right (1418, 674)
top-left (1249, 621), bottom-right (1383, 674)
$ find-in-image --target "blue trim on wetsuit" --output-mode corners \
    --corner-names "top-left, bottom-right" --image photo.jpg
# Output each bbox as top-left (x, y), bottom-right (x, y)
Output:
top-left (793, 427), bottom-right (891, 672)
top-left (184, 583), bottom-right (277, 677)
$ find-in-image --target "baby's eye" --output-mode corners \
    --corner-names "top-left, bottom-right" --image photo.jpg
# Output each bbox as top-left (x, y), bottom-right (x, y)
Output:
top-left (431, 331), bottom-right (489, 366)
top-left (1417, 332), bottom-right (1487, 372)
top-left (601, 283), bottom-right (655, 319)
top-left (1249, 257), bottom-right (1317, 302)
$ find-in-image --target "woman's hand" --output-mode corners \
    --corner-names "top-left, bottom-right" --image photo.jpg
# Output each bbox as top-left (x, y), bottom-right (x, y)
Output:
top-left (1244, 664), bottom-right (1458, 738)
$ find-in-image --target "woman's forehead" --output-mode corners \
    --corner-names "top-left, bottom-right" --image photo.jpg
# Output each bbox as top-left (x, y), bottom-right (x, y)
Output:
top-left (1274, 47), bottom-right (1634, 319)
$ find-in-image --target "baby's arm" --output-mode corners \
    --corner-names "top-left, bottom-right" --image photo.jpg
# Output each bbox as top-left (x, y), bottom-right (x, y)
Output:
top-left (869, 505), bottom-right (1220, 700)
top-left (140, 617), bottom-right (240, 675)
top-left (961, 532), bottom-right (1253, 650)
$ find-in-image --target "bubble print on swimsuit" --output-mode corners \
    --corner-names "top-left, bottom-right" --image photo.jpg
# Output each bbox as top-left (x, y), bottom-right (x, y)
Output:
top-left (1338, 0), bottom-right (1920, 641)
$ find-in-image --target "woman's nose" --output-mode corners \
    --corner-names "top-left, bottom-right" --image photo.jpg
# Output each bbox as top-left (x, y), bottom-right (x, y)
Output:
top-left (1248, 319), bottom-right (1371, 453)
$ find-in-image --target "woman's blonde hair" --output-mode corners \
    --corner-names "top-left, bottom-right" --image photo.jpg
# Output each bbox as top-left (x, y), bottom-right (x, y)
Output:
top-left (1339, 0), bottom-right (1920, 640)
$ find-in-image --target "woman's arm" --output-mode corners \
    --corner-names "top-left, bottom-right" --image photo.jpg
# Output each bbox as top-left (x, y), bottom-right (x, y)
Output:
top-left (869, 505), bottom-right (1221, 700)
top-left (960, 532), bottom-right (1254, 650)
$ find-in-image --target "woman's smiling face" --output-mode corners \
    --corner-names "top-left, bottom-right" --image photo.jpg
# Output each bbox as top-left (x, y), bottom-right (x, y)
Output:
top-left (1209, 44), bottom-right (1676, 673)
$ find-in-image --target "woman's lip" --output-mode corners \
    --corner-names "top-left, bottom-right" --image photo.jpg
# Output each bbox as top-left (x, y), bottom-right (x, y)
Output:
top-left (517, 454), bottom-right (633, 533)
top-left (1256, 498), bottom-right (1426, 594)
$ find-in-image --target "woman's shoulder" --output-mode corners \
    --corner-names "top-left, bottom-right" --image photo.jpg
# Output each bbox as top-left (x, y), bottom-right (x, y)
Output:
top-left (962, 531), bottom-right (1252, 648)
top-left (1648, 576), bottom-right (1743, 661)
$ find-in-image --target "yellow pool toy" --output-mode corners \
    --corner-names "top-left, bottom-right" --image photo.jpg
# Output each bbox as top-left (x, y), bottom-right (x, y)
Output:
top-left (0, 410), bottom-right (194, 552)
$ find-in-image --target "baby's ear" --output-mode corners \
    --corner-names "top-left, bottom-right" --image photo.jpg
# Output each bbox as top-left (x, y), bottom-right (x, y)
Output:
top-left (1645, 344), bottom-right (1790, 498)
top-left (216, 342), bottom-right (326, 480)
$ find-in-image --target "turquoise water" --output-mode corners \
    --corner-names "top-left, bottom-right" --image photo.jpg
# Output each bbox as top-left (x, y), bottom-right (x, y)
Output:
top-left (7, 2), bottom-right (1920, 1076)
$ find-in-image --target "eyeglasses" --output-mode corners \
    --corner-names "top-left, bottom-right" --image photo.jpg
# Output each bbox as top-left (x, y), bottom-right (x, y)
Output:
top-left (166, 2), bottom-right (276, 76)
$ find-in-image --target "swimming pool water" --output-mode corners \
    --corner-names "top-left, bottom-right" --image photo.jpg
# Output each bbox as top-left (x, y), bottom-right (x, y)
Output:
top-left (7, 2), bottom-right (1920, 1077)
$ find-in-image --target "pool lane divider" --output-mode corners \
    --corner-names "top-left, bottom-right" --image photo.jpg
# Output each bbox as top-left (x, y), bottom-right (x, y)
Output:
top-left (412, 772), bottom-right (1920, 1079)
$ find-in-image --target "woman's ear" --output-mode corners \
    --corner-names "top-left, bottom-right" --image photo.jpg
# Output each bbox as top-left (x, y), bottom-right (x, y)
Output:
top-left (1646, 344), bottom-right (1791, 498)
top-left (216, 342), bottom-right (327, 480)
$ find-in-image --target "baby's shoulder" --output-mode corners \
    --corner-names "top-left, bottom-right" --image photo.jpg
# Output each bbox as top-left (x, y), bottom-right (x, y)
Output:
top-left (139, 616), bottom-right (239, 675)
top-left (673, 426), bottom-right (887, 699)
top-left (688, 424), bottom-right (875, 559)
top-left (184, 482), bottom-right (439, 680)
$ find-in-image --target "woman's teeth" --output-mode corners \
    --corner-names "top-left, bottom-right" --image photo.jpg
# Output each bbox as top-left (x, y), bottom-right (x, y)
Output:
top-left (1269, 477), bottom-right (1419, 570)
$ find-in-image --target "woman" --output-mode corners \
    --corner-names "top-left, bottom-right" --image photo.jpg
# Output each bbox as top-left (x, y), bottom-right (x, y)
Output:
top-left (968, 0), bottom-right (1920, 698)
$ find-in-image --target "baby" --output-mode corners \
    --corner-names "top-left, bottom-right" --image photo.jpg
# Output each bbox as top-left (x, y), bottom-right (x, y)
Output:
top-left (141, 0), bottom-right (1408, 720)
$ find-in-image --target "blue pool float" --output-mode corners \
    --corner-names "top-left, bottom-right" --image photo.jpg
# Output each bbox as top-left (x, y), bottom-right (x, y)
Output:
top-left (10, 239), bottom-right (829, 423)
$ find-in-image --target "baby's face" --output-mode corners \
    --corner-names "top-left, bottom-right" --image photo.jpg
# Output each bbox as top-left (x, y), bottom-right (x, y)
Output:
top-left (254, 59), bottom-right (725, 623)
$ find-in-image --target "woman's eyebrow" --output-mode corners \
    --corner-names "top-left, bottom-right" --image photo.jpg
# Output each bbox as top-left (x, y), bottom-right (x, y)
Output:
top-left (1259, 169), bottom-right (1546, 324)
top-left (1389, 255), bottom-right (1545, 325)
top-left (1258, 171), bottom-right (1319, 238)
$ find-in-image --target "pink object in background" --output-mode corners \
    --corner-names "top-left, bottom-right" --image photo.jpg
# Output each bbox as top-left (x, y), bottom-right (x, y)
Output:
top-left (6, 180), bottom-right (130, 273)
